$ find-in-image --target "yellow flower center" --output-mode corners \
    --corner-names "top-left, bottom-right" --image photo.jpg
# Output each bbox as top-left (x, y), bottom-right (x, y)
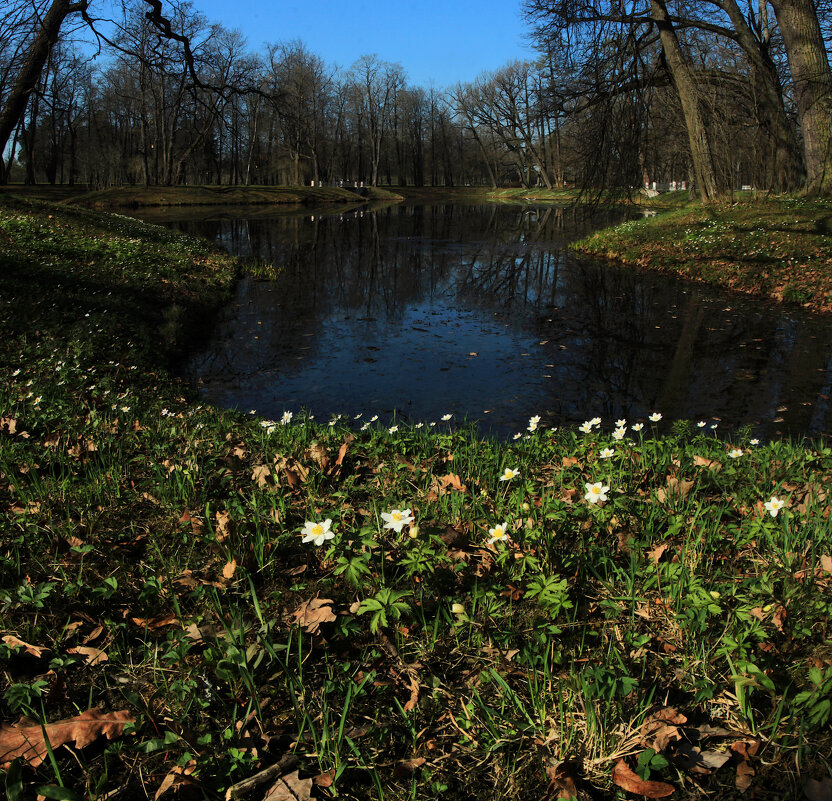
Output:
top-left (312, 524), bottom-right (323, 536)
top-left (393, 512), bottom-right (402, 521)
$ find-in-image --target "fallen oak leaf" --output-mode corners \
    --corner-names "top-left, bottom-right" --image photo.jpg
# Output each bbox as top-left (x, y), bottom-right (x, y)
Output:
top-left (154, 759), bottom-right (199, 800)
top-left (731, 741), bottom-right (759, 793)
top-left (647, 543), bottom-right (671, 564)
top-left (251, 464), bottom-right (272, 488)
top-left (393, 757), bottom-right (427, 778)
top-left (673, 741), bottom-right (732, 775)
top-left (2, 635), bottom-right (49, 658)
top-left (545, 759), bottom-right (579, 799)
top-left (222, 559), bottom-right (237, 580)
top-left (262, 770), bottom-right (313, 801)
top-left (67, 646), bottom-right (108, 666)
top-left (693, 455), bottom-right (722, 472)
top-left (215, 510), bottom-right (232, 541)
top-left (612, 759), bottom-right (675, 798)
top-left (804, 777), bottom-right (832, 801)
top-left (0, 709), bottom-right (134, 768)
top-left (288, 597), bottom-right (336, 635)
top-left (130, 614), bottom-right (179, 630)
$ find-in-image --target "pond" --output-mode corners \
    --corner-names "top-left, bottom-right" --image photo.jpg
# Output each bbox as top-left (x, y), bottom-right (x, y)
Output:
top-left (145, 202), bottom-right (832, 440)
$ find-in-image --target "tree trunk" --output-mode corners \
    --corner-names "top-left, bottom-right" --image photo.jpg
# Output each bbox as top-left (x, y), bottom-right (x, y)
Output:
top-left (0, 0), bottom-right (88, 183)
top-left (650, 0), bottom-right (719, 200)
top-left (721, 0), bottom-right (802, 191)
top-left (770, 0), bottom-right (832, 194)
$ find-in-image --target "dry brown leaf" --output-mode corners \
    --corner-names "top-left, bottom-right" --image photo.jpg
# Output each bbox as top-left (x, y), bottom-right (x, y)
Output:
top-left (306, 442), bottom-right (329, 471)
top-left (731, 741), bottom-right (759, 793)
top-left (545, 760), bottom-right (579, 799)
top-left (674, 742), bottom-right (731, 775)
top-left (252, 464), bottom-right (272, 488)
top-left (821, 555), bottom-right (832, 574)
top-left (647, 543), bottom-right (671, 564)
top-left (82, 625), bottom-right (105, 644)
top-left (612, 759), bottom-right (675, 798)
top-left (312, 770), bottom-right (335, 788)
top-left (67, 646), bottom-right (108, 666)
top-left (131, 614), bottom-right (179, 630)
top-left (693, 455), bottom-right (722, 472)
top-left (427, 473), bottom-right (467, 501)
top-left (804, 777), bottom-right (832, 801)
top-left (262, 770), bottom-right (313, 801)
top-left (154, 759), bottom-right (198, 799)
top-left (0, 416), bottom-right (17, 435)
top-left (657, 476), bottom-right (694, 503)
top-left (772, 605), bottom-right (787, 632)
top-left (0, 708), bottom-right (134, 768)
top-left (393, 757), bottom-right (427, 778)
top-left (289, 597), bottom-right (336, 634)
top-left (215, 510), bottom-right (232, 541)
top-left (562, 456), bottom-right (579, 468)
top-left (2, 635), bottom-right (49, 658)
top-left (334, 436), bottom-right (354, 468)
top-left (653, 707), bottom-right (687, 725)
top-left (222, 559), bottom-right (237, 580)
top-left (640, 707), bottom-right (686, 752)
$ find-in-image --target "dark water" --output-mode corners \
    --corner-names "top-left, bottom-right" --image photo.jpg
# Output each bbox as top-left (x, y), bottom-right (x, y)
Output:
top-left (152, 202), bottom-right (832, 439)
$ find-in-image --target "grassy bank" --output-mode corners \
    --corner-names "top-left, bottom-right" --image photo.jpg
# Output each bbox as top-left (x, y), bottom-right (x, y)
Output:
top-left (1, 196), bottom-right (832, 801)
top-left (0, 184), bottom-right (404, 209)
top-left (574, 197), bottom-right (832, 313)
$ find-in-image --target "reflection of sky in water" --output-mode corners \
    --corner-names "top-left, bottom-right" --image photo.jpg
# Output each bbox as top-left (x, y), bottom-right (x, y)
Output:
top-left (160, 203), bottom-right (832, 439)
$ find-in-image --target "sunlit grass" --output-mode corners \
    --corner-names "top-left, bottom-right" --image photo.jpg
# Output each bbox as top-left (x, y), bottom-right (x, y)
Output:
top-left (574, 196), bottom-right (832, 312)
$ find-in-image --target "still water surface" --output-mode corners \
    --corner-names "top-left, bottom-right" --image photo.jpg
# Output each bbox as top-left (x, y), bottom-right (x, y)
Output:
top-left (149, 202), bottom-right (832, 439)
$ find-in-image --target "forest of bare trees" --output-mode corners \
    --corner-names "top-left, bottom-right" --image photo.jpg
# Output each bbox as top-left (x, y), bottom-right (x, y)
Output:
top-left (2, 0), bottom-right (831, 195)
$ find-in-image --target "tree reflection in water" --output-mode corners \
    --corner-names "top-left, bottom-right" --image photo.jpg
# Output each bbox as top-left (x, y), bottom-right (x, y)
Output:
top-left (159, 202), bottom-right (832, 439)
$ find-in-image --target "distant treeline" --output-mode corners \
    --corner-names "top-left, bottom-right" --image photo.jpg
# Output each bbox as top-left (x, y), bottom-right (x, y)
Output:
top-left (2, 0), bottom-right (831, 196)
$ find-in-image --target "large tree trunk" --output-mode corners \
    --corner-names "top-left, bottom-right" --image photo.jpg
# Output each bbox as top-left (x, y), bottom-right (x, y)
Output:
top-left (770, 0), bottom-right (832, 194)
top-left (0, 0), bottom-right (88, 183)
top-left (650, 0), bottom-right (719, 200)
top-left (721, 0), bottom-right (802, 191)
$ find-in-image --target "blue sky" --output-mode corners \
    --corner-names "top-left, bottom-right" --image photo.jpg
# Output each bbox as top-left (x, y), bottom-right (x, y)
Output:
top-left (189, 0), bottom-right (536, 87)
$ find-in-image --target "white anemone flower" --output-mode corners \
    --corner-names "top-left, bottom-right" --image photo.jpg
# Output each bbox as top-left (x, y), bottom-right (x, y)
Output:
top-left (499, 467), bottom-right (520, 482)
top-left (764, 496), bottom-right (785, 517)
top-left (615, 419), bottom-right (626, 428)
top-left (584, 481), bottom-right (610, 504)
top-left (381, 508), bottom-right (414, 533)
top-left (388, 424), bottom-right (399, 434)
top-left (649, 412), bottom-right (662, 422)
top-left (590, 417), bottom-right (602, 428)
top-left (600, 447), bottom-right (615, 459)
top-left (612, 428), bottom-right (626, 441)
top-left (579, 421), bottom-right (593, 434)
top-left (281, 410), bottom-right (293, 425)
top-left (301, 518), bottom-right (335, 546)
top-left (513, 432), bottom-right (523, 440)
top-left (527, 415), bottom-right (541, 432)
top-left (441, 413), bottom-right (453, 421)
top-left (697, 421), bottom-right (707, 428)
top-left (728, 448), bottom-right (744, 459)
top-left (487, 521), bottom-right (510, 545)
